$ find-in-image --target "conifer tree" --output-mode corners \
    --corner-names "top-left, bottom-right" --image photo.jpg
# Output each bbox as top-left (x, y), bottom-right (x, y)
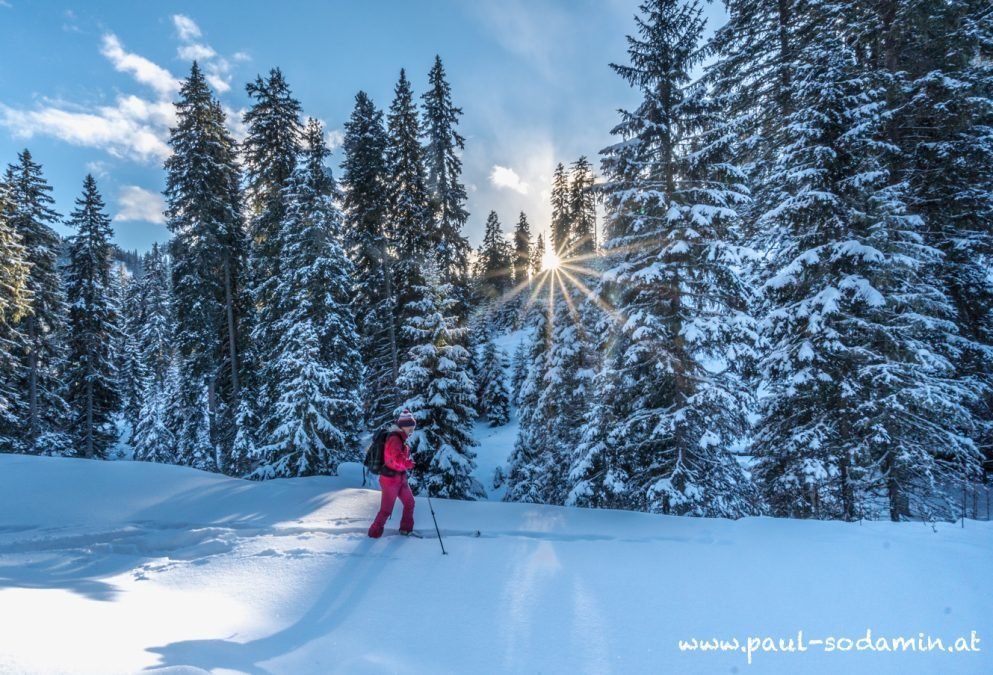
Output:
top-left (477, 211), bottom-right (514, 301)
top-left (422, 56), bottom-right (473, 324)
top-left (510, 339), bottom-right (528, 407)
top-left (505, 303), bottom-right (552, 503)
top-left (341, 91), bottom-right (398, 428)
top-left (538, 294), bottom-right (597, 503)
top-left (569, 156), bottom-right (596, 255)
top-left (112, 263), bottom-right (145, 443)
top-left (251, 119), bottom-right (364, 478)
top-left (875, 0), bottom-right (993, 481)
top-left (586, 0), bottom-right (759, 517)
top-left (243, 68), bottom-right (303, 447)
top-left (530, 233), bottom-right (546, 280)
top-left (64, 175), bottom-right (121, 459)
top-left (512, 212), bottom-right (532, 289)
top-left (752, 0), bottom-right (982, 522)
top-left (0, 180), bottom-right (31, 453)
top-left (386, 70), bottom-right (434, 363)
top-left (550, 162), bottom-right (571, 256)
top-left (164, 63), bottom-right (249, 472)
top-left (133, 362), bottom-right (178, 463)
top-left (5, 150), bottom-right (71, 454)
top-left (136, 243), bottom-right (173, 388)
top-left (479, 338), bottom-right (511, 427)
top-left (397, 276), bottom-right (483, 499)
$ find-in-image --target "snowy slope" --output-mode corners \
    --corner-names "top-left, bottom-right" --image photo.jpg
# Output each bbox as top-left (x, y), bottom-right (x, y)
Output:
top-left (1, 454), bottom-right (990, 675)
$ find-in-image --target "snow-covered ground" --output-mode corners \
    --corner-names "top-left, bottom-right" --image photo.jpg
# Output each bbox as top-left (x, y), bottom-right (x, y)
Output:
top-left (1, 453), bottom-right (990, 675)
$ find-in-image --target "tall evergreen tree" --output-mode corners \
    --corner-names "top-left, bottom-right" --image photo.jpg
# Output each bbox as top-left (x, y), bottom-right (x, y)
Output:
top-left (113, 263), bottom-right (144, 443)
top-left (476, 211), bottom-right (514, 301)
top-left (397, 277), bottom-right (483, 499)
top-left (874, 0), bottom-right (993, 480)
top-left (64, 175), bottom-right (120, 459)
top-left (530, 233), bottom-right (547, 280)
top-left (251, 119), bottom-right (364, 478)
top-left (386, 70), bottom-right (434, 363)
top-left (242, 67), bottom-right (304, 450)
top-left (0, 179), bottom-right (31, 453)
top-left (505, 302), bottom-right (553, 503)
top-left (550, 162), bottom-right (571, 256)
top-left (753, 0), bottom-right (982, 522)
top-left (5, 150), bottom-right (70, 454)
top-left (133, 361), bottom-right (178, 464)
top-left (582, 0), bottom-right (759, 517)
top-left (422, 55), bottom-right (473, 324)
top-left (479, 338), bottom-right (511, 427)
top-left (136, 244), bottom-right (173, 389)
top-left (341, 91), bottom-right (398, 429)
top-left (512, 211), bottom-right (532, 290)
top-left (164, 63), bottom-right (249, 472)
top-left (569, 156), bottom-right (597, 255)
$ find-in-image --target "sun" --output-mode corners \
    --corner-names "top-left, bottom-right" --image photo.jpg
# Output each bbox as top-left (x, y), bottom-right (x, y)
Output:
top-left (541, 250), bottom-right (562, 272)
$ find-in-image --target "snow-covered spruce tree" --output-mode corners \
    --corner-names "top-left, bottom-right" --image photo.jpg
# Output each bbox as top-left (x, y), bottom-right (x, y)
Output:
top-left (113, 264), bottom-right (144, 442)
top-left (341, 91), bottom-right (398, 429)
top-left (510, 339), bottom-right (528, 407)
top-left (250, 119), bottom-right (364, 478)
top-left (64, 175), bottom-right (121, 459)
top-left (513, 212), bottom-right (532, 288)
top-left (550, 162), bottom-right (571, 256)
top-left (530, 233), bottom-right (546, 282)
top-left (510, 212), bottom-right (533, 327)
top-left (569, 156), bottom-right (597, 255)
top-left (242, 67), bottom-right (303, 450)
top-left (136, 243), bottom-right (173, 389)
top-left (133, 362), bottom-right (178, 464)
top-left (479, 337), bottom-right (511, 427)
top-left (397, 275), bottom-right (483, 499)
top-left (0, 181), bottom-right (31, 453)
top-left (536, 292), bottom-right (598, 504)
top-left (422, 55), bottom-right (473, 326)
top-left (475, 211), bottom-right (515, 327)
top-left (131, 246), bottom-right (175, 463)
top-left (879, 0), bottom-right (993, 479)
top-left (582, 0), bottom-right (759, 517)
top-left (386, 70), bottom-right (435, 369)
top-left (753, 2), bottom-right (982, 522)
top-left (504, 297), bottom-right (552, 503)
top-left (164, 63), bottom-right (250, 472)
top-left (4, 150), bottom-right (71, 455)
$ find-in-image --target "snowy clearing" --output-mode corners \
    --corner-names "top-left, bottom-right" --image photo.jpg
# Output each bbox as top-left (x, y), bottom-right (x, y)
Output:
top-left (1, 454), bottom-right (990, 675)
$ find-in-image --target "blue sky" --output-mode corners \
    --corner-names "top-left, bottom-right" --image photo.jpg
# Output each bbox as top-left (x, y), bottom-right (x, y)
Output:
top-left (0, 0), bottom-right (726, 252)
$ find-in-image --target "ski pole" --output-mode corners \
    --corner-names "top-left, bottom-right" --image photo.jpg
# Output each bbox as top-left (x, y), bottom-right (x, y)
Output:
top-left (426, 493), bottom-right (447, 555)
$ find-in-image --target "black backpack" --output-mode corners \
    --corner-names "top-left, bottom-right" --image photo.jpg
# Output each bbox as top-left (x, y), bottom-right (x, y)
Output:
top-left (363, 427), bottom-right (401, 477)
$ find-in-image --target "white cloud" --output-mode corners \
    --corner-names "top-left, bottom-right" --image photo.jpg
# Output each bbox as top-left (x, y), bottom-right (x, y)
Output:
top-left (233, 51), bottom-right (251, 62)
top-left (85, 161), bottom-right (110, 178)
top-left (172, 15), bottom-right (201, 42)
top-left (100, 34), bottom-right (179, 99)
top-left (205, 68), bottom-right (231, 93)
top-left (178, 43), bottom-right (216, 61)
top-left (325, 128), bottom-right (344, 152)
top-left (114, 186), bottom-right (166, 224)
top-left (171, 16), bottom-right (233, 93)
top-left (490, 165), bottom-right (529, 194)
top-left (0, 99), bottom-right (174, 163)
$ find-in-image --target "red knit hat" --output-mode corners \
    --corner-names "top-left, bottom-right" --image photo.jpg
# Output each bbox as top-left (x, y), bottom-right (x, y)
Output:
top-left (397, 409), bottom-right (417, 429)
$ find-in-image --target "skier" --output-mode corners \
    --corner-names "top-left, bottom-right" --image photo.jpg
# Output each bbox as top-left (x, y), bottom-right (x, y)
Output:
top-left (367, 410), bottom-right (417, 538)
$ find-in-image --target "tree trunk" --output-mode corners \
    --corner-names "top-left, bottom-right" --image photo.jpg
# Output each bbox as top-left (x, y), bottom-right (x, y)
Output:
top-left (223, 253), bottom-right (239, 401)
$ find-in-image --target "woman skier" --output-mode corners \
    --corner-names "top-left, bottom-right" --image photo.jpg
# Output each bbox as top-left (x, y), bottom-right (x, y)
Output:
top-left (367, 410), bottom-right (417, 538)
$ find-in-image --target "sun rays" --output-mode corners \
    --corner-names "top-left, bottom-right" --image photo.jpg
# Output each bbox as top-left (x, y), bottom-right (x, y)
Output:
top-left (479, 233), bottom-right (629, 336)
